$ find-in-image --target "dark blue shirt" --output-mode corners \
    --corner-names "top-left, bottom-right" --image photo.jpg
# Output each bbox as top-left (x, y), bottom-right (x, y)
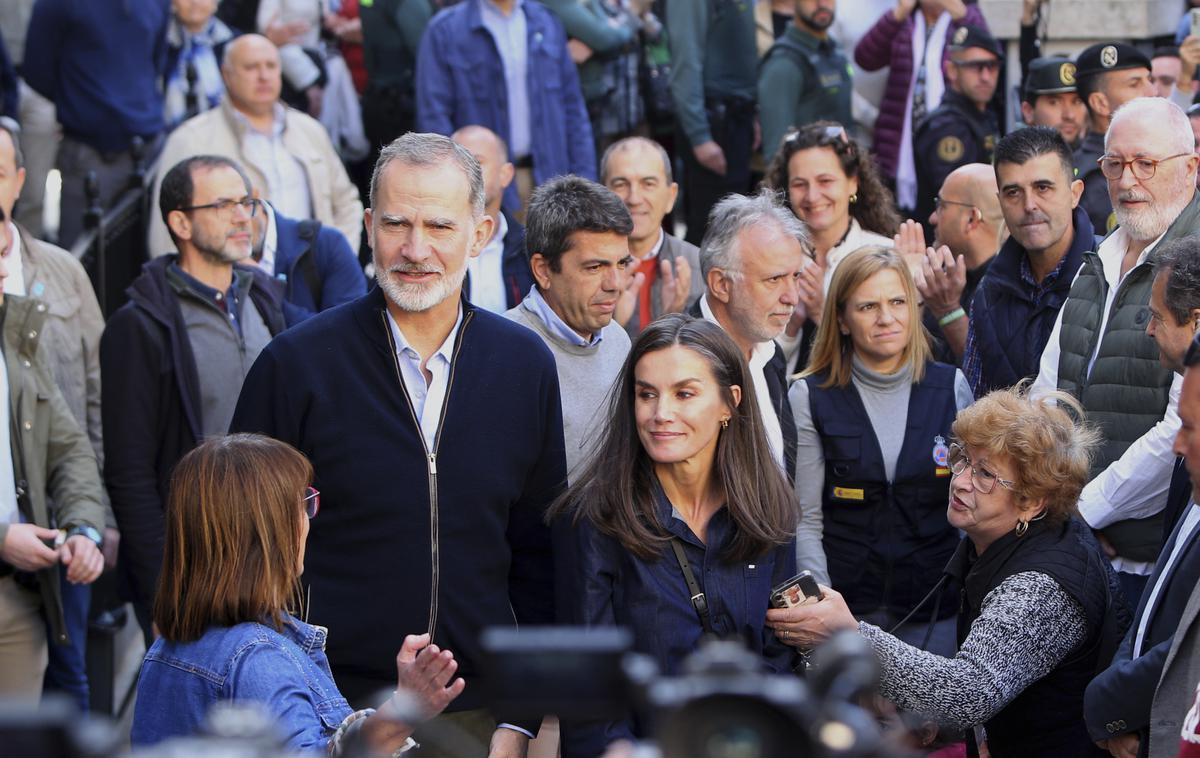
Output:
top-left (554, 484), bottom-right (798, 756)
top-left (23, 0), bottom-right (169, 152)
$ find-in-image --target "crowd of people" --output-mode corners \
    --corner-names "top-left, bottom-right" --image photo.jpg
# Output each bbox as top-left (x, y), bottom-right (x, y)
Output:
top-left (8, 0), bottom-right (1200, 756)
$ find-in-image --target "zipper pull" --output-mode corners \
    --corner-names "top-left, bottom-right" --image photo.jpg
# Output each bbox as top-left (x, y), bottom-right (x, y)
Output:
top-left (428, 453), bottom-right (437, 475)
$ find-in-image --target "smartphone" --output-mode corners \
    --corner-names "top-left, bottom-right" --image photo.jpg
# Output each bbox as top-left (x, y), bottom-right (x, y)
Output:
top-left (770, 570), bottom-right (823, 608)
top-left (1191, 7), bottom-right (1200, 38)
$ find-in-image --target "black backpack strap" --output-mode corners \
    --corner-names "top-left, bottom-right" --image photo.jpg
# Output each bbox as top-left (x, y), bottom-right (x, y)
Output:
top-left (669, 538), bottom-right (714, 635)
top-left (296, 219), bottom-right (323, 308)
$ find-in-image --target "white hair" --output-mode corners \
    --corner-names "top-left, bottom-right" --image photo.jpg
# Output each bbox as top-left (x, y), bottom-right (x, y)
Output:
top-left (1106, 97), bottom-right (1195, 156)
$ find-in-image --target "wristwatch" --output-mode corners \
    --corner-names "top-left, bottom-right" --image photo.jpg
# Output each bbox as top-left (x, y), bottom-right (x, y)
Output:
top-left (65, 525), bottom-right (103, 548)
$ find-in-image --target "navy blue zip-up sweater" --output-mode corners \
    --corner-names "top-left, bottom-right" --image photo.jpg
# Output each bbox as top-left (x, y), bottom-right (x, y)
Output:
top-left (230, 287), bottom-right (567, 715)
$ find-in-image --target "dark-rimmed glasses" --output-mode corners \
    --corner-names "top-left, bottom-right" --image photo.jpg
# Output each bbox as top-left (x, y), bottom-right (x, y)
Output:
top-left (303, 486), bottom-right (320, 519)
top-left (934, 195), bottom-right (974, 213)
top-left (178, 197), bottom-right (258, 218)
top-left (1097, 153), bottom-right (1192, 181)
top-left (953, 59), bottom-right (1001, 74)
top-left (947, 443), bottom-right (1017, 494)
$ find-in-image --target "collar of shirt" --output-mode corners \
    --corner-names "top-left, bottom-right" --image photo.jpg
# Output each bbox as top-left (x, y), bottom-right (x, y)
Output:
top-left (520, 286), bottom-right (602, 348)
top-left (257, 202), bottom-right (279, 277)
top-left (481, 0), bottom-right (524, 19)
top-left (5, 223), bottom-right (27, 298)
top-left (1018, 250), bottom-right (1068, 298)
top-left (1096, 225), bottom-right (1168, 288)
top-left (230, 101), bottom-right (287, 139)
top-left (698, 294), bottom-right (779, 379)
top-left (640, 228), bottom-right (667, 262)
top-left (167, 261), bottom-right (240, 314)
top-left (385, 303), bottom-right (465, 368)
top-left (483, 211), bottom-right (509, 258)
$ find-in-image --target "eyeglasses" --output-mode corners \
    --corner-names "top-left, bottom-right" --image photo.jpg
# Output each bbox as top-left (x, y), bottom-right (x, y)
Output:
top-left (178, 197), bottom-right (258, 218)
top-left (934, 195), bottom-right (974, 213)
top-left (953, 59), bottom-right (1001, 73)
top-left (947, 443), bottom-right (1017, 494)
top-left (782, 124), bottom-right (853, 153)
top-left (1097, 153), bottom-right (1192, 181)
top-left (303, 486), bottom-right (320, 519)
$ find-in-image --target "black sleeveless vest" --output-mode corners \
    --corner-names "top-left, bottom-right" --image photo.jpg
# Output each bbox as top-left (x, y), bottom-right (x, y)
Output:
top-left (806, 362), bottom-right (960, 620)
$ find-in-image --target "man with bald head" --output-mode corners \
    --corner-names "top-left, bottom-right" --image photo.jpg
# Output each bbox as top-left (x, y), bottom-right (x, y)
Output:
top-left (451, 125), bottom-right (532, 313)
top-left (1033, 97), bottom-right (1200, 606)
top-left (600, 136), bottom-right (704, 338)
top-left (148, 34), bottom-right (363, 257)
top-left (964, 126), bottom-right (1090, 398)
top-left (914, 162), bottom-right (1006, 363)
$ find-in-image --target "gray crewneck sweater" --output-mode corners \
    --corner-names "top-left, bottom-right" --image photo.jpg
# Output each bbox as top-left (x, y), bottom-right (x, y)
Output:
top-left (505, 302), bottom-right (631, 480)
top-left (787, 356), bottom-right (973, 583)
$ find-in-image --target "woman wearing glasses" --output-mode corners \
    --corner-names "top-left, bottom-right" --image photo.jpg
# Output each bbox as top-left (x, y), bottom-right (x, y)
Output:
top-left (131, 434), bottom-right (463, 754)
top-left (788, 246), bottom-right (973, 657)
top-left (769, 386), bottom-right (1129, 757)
top-left (762, 121), bottom-right (902, 373)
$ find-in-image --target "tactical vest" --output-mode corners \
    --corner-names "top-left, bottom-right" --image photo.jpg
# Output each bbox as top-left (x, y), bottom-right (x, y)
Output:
top-left (917, 96), bottom-right (998, 162)
top-left (762, 33), bottom-right (852, 129)
top-left (1056, 252), bottom-right (1172, 561)
top-left (806, 362), bottom-right (960, 621)
top-left (971, 207), bottom-right (1091, 395)
top-left (949, 517), bottom-right (1130, 757)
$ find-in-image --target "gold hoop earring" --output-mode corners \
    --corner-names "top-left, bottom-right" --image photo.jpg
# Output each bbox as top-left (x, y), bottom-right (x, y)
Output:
top-left (849, 193), bottom-right (859, 204)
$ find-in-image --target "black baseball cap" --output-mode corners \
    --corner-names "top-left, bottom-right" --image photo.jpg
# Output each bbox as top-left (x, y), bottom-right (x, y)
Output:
top-left (1024, 57), bottom-right (1078, 101)
top-left (1074, 42), bottom-right (1152, 80)
top-left (947, 25), bottom-right (1003, 58)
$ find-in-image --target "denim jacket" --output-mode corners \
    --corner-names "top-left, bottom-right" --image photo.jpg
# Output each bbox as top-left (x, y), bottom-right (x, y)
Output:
top-left (131, 614), bottom-right (353, 752)
top-left (553, 484), bottom-right (800, 757)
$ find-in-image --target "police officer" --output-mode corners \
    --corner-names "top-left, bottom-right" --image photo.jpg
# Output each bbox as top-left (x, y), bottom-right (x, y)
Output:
top-left (1021, 56), bottom-right (1088, 149)
top-left (1072, 42), bottom-right (1155, 236)
top-left (914, 25), bottom-right (1002, 232)
top-left (758, 0), bottom-right (853, 162)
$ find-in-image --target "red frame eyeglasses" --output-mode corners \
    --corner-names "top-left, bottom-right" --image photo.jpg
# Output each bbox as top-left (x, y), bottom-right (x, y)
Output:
top-left (304, 486), bottom-right (320, 519)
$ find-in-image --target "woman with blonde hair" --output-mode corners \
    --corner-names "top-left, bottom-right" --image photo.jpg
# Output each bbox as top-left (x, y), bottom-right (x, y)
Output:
top-left (132, 434), bottom-right (463, 754)
top-left (770, 386), bottom-right (1129, 757)
top-left (789, 246), bottom-right (972, 656)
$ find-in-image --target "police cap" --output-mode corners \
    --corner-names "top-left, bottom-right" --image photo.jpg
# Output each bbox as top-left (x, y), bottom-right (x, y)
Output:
top-left (1074, 42), bottom-right (1151, 80)
top-left (1023, 57), bottom-right (1078, 101)
top-left (948, 25), bottom-right (1003, 58)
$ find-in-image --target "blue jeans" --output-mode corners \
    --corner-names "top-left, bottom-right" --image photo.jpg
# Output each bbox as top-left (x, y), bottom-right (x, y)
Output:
top-left (42, 575), bottom-right (90, 711)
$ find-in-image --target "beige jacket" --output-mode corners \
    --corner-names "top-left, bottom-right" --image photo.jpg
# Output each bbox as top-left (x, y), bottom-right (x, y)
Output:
top-left (147, 97), bottom-right (363, 257)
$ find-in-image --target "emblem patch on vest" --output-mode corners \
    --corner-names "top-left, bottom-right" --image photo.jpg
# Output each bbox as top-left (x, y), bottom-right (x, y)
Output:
top-left (937, 136), bottom-right (964, 162)
top-left (832, 486), bottom-right (865, 501)
top-left (932, 435), bottom-right (950, 467)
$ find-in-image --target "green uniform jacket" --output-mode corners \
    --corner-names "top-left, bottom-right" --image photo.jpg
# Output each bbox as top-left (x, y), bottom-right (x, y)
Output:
top-left (758, 25), bottom-right (853, 161)
top-left (0, 296), bottom-right (105, 646)
top-left (542, 0), bottom-right (635, 103)
top-left (359, 0), bottom-right (433, 90)
top-left (1055, 191), bottom-right (1200, 562)
top-left (667, 0), bottom-right (757, 146)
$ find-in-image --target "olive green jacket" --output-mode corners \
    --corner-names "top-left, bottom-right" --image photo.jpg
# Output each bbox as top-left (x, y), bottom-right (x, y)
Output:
top-left (0, 295), bottom-right (105, 645)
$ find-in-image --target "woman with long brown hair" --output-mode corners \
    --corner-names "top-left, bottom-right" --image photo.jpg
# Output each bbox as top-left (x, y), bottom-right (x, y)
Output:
top-left (131, 434), bottom-right (462, 754)
top-left (552, 313), bottom-right (800, 757)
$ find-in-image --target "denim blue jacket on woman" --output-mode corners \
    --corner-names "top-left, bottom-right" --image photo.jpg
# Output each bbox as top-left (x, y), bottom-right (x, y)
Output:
top-left (131, 614), bottom-right (354, 751)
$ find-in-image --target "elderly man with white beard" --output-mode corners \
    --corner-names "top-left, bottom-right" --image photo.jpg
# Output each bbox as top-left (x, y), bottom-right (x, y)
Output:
top-left (1032, 97), bottom-right (1200, 609)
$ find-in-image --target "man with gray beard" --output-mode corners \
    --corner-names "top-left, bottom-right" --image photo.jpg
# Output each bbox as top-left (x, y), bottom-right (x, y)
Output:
top-left (1032, 97), bottom-right (1200, 608)
top-left (231, 133), bottom-right (566, 758)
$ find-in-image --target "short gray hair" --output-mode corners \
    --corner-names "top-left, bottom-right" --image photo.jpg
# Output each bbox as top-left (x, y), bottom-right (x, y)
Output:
top-left (369, 132), bottom-right (486, 218)
top-left (1107, 97), bottom-right (1195, 156)
top-left (698, 189), bottom-right (810, 278)
top-left (599, 136), bottom-right (673, 185)
top-left (1151, 237), bottom-right (1200, 324)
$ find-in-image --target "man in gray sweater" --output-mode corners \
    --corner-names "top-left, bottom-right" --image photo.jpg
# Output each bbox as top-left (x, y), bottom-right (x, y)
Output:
top-left (505, 176), bottom-right (633, 478)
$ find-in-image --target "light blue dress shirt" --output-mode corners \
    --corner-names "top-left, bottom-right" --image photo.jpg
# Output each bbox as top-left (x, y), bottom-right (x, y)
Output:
top-left (479, 0), bottom-right (532, 159)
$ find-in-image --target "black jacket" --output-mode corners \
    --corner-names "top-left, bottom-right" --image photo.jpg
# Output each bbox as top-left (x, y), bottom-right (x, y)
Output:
top-left (230, 288), bottom-right (566, 717)
top-left (100, 256), bottom-right (284, 615)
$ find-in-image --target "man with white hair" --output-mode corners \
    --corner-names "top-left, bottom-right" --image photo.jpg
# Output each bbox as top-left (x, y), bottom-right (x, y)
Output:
top-left (231, 132), bottom-right (565, 757)
top-left (688, 189), bottom-right (809, 480)
top-left (1032, 97), bottom-right (1200, 607)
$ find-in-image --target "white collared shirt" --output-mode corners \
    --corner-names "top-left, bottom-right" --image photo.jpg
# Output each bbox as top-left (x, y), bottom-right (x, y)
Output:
top-left (235, 103), bottom-right (313, 222)
top-left (256, 202), bottom-right (279, 278)
top-left (6, 223), bottom-right (28, 297)
top-left (1031, 226), bottom-right (1174, 575)
top-left (384, 307), bottom-right (464, 451)
top-left (699, 294), bottom-right (785, 470)
top-left (467, 212), bottom-right (509, 314)
top-left (1134, 501), bottom-right (1200, 657)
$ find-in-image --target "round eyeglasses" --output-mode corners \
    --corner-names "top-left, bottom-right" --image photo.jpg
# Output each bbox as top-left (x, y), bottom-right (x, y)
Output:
top-left (1096, 153), bottom-right (1192, 182)
top-left (947, 443), bottom-right (1017, 494)
top-left (303, 486), bottom-right (320, 519)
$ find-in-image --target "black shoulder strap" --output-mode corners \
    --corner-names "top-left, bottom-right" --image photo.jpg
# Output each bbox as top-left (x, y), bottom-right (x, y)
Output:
top-left (297, 219), bottom-right (323, 308)
top-left (669, 538), bottom-right (714, 635)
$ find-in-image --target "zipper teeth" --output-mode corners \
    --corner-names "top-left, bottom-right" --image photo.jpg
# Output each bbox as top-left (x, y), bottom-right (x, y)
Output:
top-left (379, 309), bottom-right (474, 642)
